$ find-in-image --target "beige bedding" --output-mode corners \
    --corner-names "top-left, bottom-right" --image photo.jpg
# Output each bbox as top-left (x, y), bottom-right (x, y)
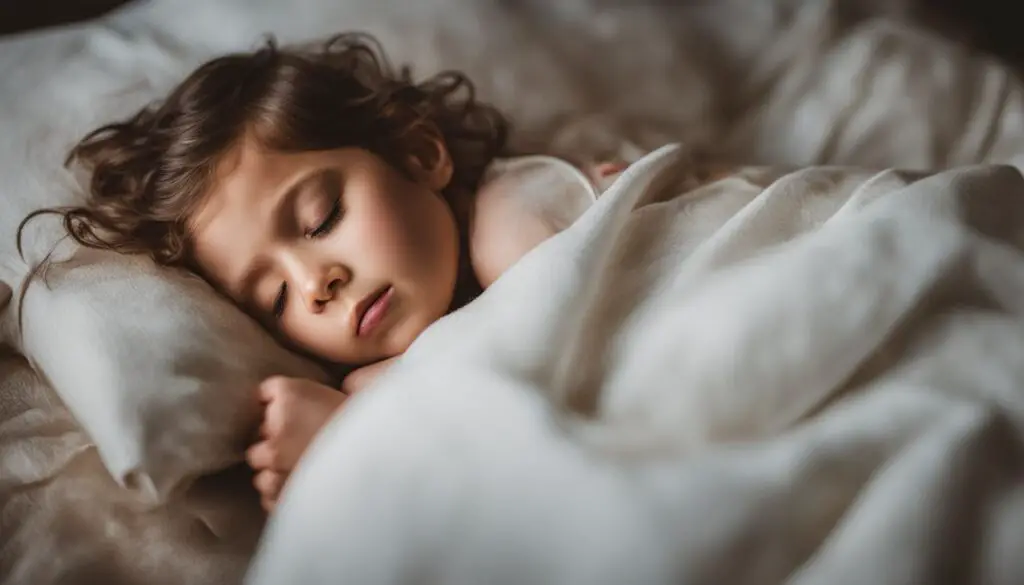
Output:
top-left (4, 0), bottom-right (1024, 584)
top-left (0, 352), bottom-right (265, 584)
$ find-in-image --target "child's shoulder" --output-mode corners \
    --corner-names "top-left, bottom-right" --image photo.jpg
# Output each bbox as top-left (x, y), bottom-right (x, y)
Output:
top-left (477, 154), bottom-right (599, 230)
top-left (468, 155), bottom-right (598, 288)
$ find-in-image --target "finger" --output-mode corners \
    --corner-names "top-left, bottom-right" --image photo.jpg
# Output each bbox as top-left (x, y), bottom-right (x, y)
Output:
top-left (260, 401), bottom-right (285, 439)
top-left (246, 440), bottom-right (280, 471)
top-left (257, 383), bottom-right (274, 403)
top-left (258, 376), bottom-right (288, 403)
top-left (595, 162), bottom-right (627, 177)
top-left (253, 469), bottom-right (286, 498)
top-left (260, 494), bottom-right (276, 513)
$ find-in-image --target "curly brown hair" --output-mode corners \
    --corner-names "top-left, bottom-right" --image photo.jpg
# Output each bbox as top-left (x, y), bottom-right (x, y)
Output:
top-left (18, 32), bottom-right (509, 270)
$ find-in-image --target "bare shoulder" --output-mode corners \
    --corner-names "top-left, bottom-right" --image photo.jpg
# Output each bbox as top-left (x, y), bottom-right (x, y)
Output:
top-left (468, 173), bottom-right (562, 289)
top-left (468, 156), bottom-right (605, 289)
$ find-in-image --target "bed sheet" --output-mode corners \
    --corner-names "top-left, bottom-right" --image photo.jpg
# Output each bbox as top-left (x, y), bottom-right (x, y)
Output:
top-left (0, 353), bottom-right (265, 585)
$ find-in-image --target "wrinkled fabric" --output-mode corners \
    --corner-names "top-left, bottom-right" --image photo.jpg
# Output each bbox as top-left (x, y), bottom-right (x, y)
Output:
top-left (4, 0), bottom-right (1024, 584)
top-left (249, 146), bottom-right (1024, 585)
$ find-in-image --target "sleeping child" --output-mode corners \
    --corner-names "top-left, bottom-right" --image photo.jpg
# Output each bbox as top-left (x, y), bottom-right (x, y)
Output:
top-left (20, 33), bottom-right (719, 511)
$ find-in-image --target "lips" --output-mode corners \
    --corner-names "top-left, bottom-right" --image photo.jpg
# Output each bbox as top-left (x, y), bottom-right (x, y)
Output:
top-left (354, 285), bottom-right (394, 337)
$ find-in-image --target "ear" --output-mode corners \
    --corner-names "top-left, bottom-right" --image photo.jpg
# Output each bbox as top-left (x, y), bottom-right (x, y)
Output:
top-left (406, 129), bottom-right (454, 191)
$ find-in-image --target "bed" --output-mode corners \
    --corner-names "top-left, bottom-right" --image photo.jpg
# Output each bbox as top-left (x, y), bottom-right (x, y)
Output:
top-left (2, 1), bottom-right (1024, 584)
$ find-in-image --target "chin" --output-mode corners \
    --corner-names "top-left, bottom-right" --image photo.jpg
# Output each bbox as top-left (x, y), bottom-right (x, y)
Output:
top-left (394, 306), bottom-right (445, 355)
top-left (390, 320), bottom-right (423, 355)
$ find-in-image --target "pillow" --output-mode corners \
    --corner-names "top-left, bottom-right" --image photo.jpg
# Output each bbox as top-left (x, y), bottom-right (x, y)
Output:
top-left (13, 248), bottom-right (331, 503)
top-left (0, 352), bottom-right (264, 585)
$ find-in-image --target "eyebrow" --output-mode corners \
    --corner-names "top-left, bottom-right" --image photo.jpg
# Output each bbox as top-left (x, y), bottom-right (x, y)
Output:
top-left (236, 168), bottom-right (329, 306)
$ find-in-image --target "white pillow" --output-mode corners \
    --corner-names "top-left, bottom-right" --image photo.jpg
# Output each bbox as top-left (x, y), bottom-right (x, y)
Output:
top-left (13, 247), bottom-right (331, 503)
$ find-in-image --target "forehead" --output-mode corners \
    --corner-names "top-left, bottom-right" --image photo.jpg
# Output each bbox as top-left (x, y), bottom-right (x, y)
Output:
top-left (201, 138), bottom-right (308, 215)
top-left (188, 140), bottom-right (300, 293)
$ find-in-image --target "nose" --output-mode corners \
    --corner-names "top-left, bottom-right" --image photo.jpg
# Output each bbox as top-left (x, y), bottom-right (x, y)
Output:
top-left (295, 262), bottom-right (348, 315)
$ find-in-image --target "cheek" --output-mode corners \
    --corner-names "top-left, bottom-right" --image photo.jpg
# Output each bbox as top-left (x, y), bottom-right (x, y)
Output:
top-left (350, 203), bottom-right (417, 264)
top-left (280, 317), bottom-right (348, 361)
top-left (359, 195), bottom-right (457, 271)
top-left (402, 195), bottom-right (460, 273)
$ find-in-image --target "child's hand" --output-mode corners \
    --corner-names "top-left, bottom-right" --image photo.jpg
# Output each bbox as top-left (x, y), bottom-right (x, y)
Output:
top-left (246, 376), bottom-right (346, 511)
top-left (592, 161), bottom-right (629, 179)
top-left (587, 161), bottom-right (630, 191)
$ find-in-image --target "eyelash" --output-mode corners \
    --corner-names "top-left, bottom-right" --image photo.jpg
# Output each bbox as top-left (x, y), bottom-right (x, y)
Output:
top-left (272, 283), bottom-right (288, 318)
top-left (307, 198), bottom-right (342, 239)
top-left (272, 195), bottom-right (344, 319)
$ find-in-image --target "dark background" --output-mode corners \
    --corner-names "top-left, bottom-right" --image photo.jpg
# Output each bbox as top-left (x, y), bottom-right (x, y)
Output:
top-left (0, 0), bottom-right (131, 36)
top-left (1, 0), bottom-right (1024, 74)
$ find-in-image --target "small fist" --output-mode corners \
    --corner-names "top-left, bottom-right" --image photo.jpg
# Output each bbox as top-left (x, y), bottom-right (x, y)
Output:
top-left (592, 161), bottom-right (629, 179)
top-left (586, 161), bottom-right (630, 192)
top-left (246, 376), bottom-right (346, 511)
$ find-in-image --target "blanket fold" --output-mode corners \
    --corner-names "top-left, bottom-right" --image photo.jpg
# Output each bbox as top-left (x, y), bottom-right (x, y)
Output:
top-left (246, 145), bottom-right (1024, 585)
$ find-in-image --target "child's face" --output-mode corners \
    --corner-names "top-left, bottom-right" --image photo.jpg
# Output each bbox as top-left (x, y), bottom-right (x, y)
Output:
top-left (189, 137), bottom-right (459, 366)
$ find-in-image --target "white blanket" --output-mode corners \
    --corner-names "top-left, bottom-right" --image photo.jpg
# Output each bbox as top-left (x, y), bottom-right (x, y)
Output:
top-left (246, 145), bottom-right (1024, 584)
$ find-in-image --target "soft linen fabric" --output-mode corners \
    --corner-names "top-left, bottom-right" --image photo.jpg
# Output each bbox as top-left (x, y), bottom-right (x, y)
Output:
top-left (0, 352), bottom-right (265, 585)
top-left (247, 144), bottom-right (1024, 585)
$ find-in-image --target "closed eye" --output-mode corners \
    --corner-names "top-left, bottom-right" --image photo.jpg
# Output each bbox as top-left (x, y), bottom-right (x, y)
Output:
top-left (308, 199), bottom-right (342, 238)
top-left (272, 282), bottom-right (288, 318)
